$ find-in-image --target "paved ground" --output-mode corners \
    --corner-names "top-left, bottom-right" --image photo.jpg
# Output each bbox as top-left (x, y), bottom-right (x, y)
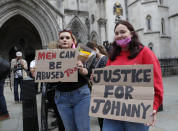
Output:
top-left (0, 76), bottom-right (178, 131)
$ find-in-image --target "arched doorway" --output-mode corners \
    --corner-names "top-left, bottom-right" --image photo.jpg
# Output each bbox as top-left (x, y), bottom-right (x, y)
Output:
top-left (90, 31), bottom-right (99, 44)
top-left (0, 15), bottom-right (42, 69)
top-left (67, 16), bottom-right (88, 45)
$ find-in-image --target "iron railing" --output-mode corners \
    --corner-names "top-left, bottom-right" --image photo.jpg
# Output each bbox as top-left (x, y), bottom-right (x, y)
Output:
top-left (159, 57), bottom-right (178, 77)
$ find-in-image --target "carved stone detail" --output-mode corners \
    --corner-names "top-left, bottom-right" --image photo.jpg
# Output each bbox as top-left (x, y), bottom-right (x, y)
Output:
top-left (66, 16), bottom-right (88, 44)
top-left (97, 18), bottom-right (107, 26)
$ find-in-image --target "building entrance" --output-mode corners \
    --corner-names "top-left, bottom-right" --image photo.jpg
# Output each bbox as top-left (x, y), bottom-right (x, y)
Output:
top-left (0, 15), bottom-right (42, 69)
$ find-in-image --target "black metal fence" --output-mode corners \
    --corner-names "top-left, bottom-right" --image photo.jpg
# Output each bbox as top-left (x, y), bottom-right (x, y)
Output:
top-left (159, 57), bottom-right (178, 77)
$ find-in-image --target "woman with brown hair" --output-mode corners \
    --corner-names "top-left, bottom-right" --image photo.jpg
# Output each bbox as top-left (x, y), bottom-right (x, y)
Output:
top-left (86, 42), bottom-right (108, 131)
top-left (102, 20), bottom-right (163, 131)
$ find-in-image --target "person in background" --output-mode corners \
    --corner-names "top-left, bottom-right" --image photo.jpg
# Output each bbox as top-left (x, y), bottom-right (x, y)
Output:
top-left (102, 20), bottom-right (163, 131)
top-left (103, 41), bottom-right (112, 53)
top-left (54, 30), bottom-right (91, 131)
top-left (87, 42), bottom-right (108, 131)
top-left (30, 59), bottom-right (36, 78)
top-left (46, 41), bottom-right (65, 131)
top-left (94, 45), bottom-right (108, 68)
top-left (11, 51), bottom-right (28, 104)
top-left (30, 54), bottom-right (41, 95)
top-left (30, 41), bottom-right (65, 131)
top-left (0, 56), bottom-right (10, 121)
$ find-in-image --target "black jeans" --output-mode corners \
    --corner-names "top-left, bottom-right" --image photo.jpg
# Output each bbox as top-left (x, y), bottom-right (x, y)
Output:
top-left (0, 80), bottom-right (8, 115)
top-left (14, 78), bottom-right (23, 101)
top-left (47, 85), bottom-right (65, 131)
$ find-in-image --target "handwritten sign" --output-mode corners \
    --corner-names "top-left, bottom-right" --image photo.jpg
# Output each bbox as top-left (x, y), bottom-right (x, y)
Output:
top-left (89, 65), bottom-right (154, 124)
top-left (35, 49), bottom-right (78, 82)
top-left (92, 65), bottom-right (153, 87)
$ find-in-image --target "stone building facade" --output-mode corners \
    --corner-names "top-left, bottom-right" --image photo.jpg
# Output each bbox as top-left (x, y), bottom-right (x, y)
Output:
top-left (127, 0), bottom-right (178, 75)
top-left (127, 0), bottom-right (178, 58)
top-left (62, 0), bottom-right (89, 45)
top-left (0, 0), bottom-right (178, 71)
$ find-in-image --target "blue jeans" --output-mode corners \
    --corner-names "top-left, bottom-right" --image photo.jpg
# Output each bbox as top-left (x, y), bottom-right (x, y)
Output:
top-left (103, 119), bottom-right (149, 131)
top-left (14, 78), bottom-right (22, 101)
top-left (55, 84), bottom-right (90, 131)
top-left (0, 80), bottom-right (8, 115)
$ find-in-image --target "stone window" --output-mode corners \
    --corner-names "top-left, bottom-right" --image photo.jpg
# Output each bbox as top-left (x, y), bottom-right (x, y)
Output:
top-left (146, 15), bottom-right (152, 30)
top-left (91, 14), bottom-right (95, 24)
top-left (161, 18), bottom-right (165, 34)
top-left (159, 0), bottom-right (163, 5)
top-left (148, 42), bottom-right (153, 51)
top-left (90, 31), bottom-right (98, 44)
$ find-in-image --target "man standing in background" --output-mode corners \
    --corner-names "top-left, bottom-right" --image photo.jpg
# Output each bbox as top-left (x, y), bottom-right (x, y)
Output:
top-left (11, 51), bottom-right (28, 104)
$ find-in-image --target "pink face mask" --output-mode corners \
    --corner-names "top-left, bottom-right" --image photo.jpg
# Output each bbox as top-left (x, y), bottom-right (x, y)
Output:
top-left (116, 37), bottom-right (131, 48)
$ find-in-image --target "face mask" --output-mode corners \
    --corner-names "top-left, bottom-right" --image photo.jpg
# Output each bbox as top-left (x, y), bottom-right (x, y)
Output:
top-left (116, 37), bottom-right (131, 48)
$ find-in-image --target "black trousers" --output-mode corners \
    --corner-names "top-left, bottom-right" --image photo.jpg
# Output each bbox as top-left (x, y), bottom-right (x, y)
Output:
top-left (46, 85), bottom-right (65, 131)
top-left (98, 117), bottom-right (103, 131)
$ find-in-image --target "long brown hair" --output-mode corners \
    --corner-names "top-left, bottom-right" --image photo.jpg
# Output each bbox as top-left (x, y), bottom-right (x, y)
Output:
top-left (86, 42), bottom-right (98, 50)
top-left (109, 20), bottom-right (144, 61)
top-left (97, 45), bottom-right (108, 56)
top-left (86, 42), bottom-right (108, 56)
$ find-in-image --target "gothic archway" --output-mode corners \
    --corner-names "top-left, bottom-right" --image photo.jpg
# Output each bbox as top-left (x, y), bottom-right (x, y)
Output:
top-left (0, 0), bottom-right (60, 49)
top-left (0, 15), bottom-right (42, 68)
top-left (66, 16), bottom-right (88, 44)
top-left (90, 31), bottom-right (99, 44)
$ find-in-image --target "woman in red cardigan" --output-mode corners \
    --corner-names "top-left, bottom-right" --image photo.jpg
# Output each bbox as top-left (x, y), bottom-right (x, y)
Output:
top-left (103, 20), bottom-right (163, 131)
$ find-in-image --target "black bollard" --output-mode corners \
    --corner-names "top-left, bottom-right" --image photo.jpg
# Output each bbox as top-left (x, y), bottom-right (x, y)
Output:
top-left (22, 79), bottom-right (39, 131)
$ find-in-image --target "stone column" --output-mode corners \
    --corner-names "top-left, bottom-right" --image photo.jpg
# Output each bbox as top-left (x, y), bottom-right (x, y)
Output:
top-left (97, 18), bottom-right (107, 44)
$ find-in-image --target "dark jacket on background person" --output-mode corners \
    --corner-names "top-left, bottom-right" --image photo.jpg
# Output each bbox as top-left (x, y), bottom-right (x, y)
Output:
top-left (0, 57), bottom-right (10, 81)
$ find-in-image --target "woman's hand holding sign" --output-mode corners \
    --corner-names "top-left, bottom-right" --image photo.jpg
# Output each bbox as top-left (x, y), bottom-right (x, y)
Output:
top-left (77, 60), bottom-right (88, 75)
top-left (145, 110), bottom-right (157, 127)
top-left (151, 110), bottom-right (157, 127)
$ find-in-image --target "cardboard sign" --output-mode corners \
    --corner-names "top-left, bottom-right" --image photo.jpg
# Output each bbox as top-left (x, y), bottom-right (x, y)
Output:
top-left (91, 85), bottom-right (154, 100)
top-left (90, 97), bottom-right (153, 124)
top-left (89, 65), bottom-right (154, 124)
top-left (92, 65), bottom-right (153, 87)
top-left (35, 49), bottom-right (78, 82)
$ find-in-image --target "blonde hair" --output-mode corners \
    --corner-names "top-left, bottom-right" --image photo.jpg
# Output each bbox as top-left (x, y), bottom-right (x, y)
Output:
top-left (48, 41), bottom-right (58, 49)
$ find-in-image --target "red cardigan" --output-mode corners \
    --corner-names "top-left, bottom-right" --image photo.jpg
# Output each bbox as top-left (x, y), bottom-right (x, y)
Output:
top-left (106, 46), bottom-right (163, 111)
